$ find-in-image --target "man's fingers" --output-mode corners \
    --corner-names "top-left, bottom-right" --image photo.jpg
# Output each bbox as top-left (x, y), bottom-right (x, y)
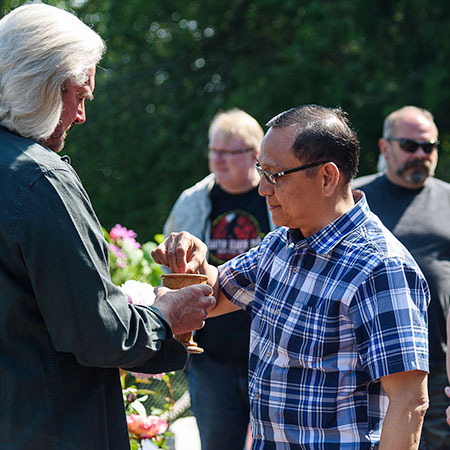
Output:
top-left (165, 233), bottom-right (191, 273)
top-left (151, 246), bottom-right (167, 267)
top-left (205, 295), bottom-right (216, 310)
top-left (151, 280), bottom-right (215, 335)
top-left (179, 284), bottom-right (213, 296)
top-left (151, 232), bottom-right (206, 274)
top-left (445, 386), bottom-right (450, 398)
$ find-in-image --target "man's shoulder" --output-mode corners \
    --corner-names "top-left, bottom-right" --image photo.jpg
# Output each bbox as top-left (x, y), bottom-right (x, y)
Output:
top-left (429, 176), bottom-right (450, 192)
top-left (352, 172), bottom-right (384, 190)
top-left (169, 173), bottom-right (214, 209)
top-left (179, 173), bottom-right (215, 198)
top-left (345, 212), bottom-right (421, 272)
top-left (163, 174), bottom-right (215, 237)
top-left (0, 127), bottom-right (69, 186)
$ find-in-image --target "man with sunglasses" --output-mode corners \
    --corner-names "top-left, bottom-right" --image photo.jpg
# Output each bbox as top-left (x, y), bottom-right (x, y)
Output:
top-left (164, 108), bottom-right (276, 450)
top-left (155, 104), bottom-right (430, 450)
top-left (354, 106), bottom-right (450, 449)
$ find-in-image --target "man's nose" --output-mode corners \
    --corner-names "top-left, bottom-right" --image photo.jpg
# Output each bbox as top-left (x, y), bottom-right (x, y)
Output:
top-left (75, 101), bottom-right (86, 124)
top-left (414, 146), bottom-right (430, 158)
top-left (258, 176), bottom-right (274, 196)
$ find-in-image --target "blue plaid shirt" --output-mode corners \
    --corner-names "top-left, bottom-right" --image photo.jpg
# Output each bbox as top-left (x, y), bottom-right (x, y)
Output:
top-left (218, 193), bottom-right (429, 450)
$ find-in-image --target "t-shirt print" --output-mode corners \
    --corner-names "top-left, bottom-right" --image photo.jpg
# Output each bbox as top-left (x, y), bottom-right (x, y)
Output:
top-left (209, 210), bottom-right (264, 265)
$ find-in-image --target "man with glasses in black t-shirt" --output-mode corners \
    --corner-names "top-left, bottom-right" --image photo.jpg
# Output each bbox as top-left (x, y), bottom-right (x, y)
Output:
top-left (354, 106), bottom-right (450, 450)
top-left (164, 108), bottom-right (275, 450)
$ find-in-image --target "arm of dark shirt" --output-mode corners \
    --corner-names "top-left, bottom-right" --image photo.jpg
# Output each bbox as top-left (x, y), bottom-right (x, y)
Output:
top-left (12, 167), bottom-right (186, 372)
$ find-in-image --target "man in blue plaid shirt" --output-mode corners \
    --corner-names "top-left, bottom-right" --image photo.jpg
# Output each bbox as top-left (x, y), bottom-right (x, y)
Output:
top-left (154, 105), bottom-right (430, 449)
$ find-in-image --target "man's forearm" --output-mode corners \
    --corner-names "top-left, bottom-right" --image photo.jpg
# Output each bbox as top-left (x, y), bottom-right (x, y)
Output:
top-left (379, 398), bottom-right (426, 450)
top-left (200, 262), bottom-right (241, 317)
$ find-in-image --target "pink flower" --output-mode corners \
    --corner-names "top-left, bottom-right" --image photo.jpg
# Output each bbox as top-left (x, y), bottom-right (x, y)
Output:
top-left (110, 224), bottom-right (141, 249)
top-left (110, 243), bottom-right (127, 268)
top-left (131, 372), bottom-right (165, 380)
top-left (127, 414), bottom-right (168, 439)
top-left (110, 224), bottom-right (136, 240)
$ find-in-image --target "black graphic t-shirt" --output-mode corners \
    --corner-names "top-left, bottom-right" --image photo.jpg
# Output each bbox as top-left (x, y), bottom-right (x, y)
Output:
top-left (208, 184), bottom-right (270, 265)
top-left (194, 183), bottom-right (271, 364)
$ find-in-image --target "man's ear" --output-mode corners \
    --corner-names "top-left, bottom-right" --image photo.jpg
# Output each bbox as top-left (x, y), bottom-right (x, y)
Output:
top-left (320, 162), bottom-right (340, 197)
top-left (379, 138), bottom-right (389, 158)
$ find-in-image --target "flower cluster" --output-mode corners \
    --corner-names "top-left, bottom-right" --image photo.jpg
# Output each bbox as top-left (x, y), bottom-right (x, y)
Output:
top-left (127, 414), bottom-right (168, 440)
top-left (104, 224), bottom-right (164, 287)
top-left (122, 371), bottom-right (177, 450)
top-left (121, 279), bottom-right (156, 306)
top-left (110, 224), bottom-right (141, 269)
top-left (105, 224), bottom-right (174, 450)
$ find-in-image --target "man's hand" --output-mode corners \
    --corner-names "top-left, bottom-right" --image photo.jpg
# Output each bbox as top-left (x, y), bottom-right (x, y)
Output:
top-left (152, 232), bottom-right (208, 274)
top-left (445, 386), bottom-right (450, 426)
top-left (153, 284), bottom-right (216, 335)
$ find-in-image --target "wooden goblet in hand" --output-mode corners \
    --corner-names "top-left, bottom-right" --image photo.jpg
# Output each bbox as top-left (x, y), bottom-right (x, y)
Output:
top-left (160, 273), bottom-right (208, 354)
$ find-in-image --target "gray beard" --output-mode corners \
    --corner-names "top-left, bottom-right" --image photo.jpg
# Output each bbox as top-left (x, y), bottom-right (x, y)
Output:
top-left (396, 159), bottom-right (433, 186)
top-left (404, 170), bottom-right (428, 186)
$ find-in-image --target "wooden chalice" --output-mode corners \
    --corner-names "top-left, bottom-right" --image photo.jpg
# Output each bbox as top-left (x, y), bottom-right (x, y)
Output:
top-left (160, 273), bottom-right (208, 354)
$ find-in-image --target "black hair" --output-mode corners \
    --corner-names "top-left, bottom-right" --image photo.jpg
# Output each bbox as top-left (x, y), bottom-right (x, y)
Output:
top-left (266, 104), bottom-right (360, 182)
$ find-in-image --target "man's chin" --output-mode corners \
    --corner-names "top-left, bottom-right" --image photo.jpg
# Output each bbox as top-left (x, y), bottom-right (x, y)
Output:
top-left (404, 170), bottom-right (429, 186)
top-left (40, 135), bottom-right (66, 153)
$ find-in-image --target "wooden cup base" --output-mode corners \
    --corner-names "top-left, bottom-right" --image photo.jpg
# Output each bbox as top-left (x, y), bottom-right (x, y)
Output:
top-left (161, 274), bottom-right (208, 355)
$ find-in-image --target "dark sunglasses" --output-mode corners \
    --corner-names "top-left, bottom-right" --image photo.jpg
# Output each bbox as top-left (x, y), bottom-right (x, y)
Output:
top-left (387, 137), bottom-right (439, 154)
top-left (255, 160), bottom-right (330, 185)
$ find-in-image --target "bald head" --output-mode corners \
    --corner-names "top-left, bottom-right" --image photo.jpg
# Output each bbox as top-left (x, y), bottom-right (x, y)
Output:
top-left (383, 106), bottom-right (438, 140)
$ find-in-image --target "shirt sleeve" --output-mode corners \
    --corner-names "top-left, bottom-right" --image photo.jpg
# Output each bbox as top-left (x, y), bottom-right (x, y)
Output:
top-left (12, 166), bottom-right (186, 372)
top-left (218, 243), bottom-right (263, 312)
top-left (349, 258), bottom-right (430, 380)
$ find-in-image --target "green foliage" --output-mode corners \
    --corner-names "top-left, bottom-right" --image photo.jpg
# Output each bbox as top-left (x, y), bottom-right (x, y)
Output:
top-left (3, 0), bottom-right (450, 240)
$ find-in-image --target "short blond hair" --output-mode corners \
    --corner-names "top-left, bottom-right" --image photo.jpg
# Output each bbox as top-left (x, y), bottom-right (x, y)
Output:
top-left (208, 108), bottom-right (264, 150)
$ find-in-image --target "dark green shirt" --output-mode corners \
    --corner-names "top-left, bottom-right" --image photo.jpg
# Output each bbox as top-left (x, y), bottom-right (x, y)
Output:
top-left (0, 126), bottom-right (186, 449)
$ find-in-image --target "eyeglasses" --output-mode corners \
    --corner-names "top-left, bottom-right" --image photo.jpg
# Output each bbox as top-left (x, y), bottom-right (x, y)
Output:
top-left (386, 138), bottom-right (439, 154)
top-left (208, 147), bottom-right (254, 158)
top-left (254, 160), bottom-right (330, 185)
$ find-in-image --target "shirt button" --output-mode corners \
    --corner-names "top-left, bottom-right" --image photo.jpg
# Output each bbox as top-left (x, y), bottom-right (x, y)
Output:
top-left (256, 434), bottom-right (262, 439)
top-left (254, 393), bottom-right (260, 400)
top-left (292, 267), bottom-right (298, 273)
top-left (267, 351), bottom-right (272, 358)
top-left (275, 309), bottom-right (281, 315)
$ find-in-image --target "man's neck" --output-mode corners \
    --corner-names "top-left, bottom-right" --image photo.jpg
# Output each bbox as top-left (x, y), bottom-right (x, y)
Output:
top-left (300, 187), bottom-right (355, 238)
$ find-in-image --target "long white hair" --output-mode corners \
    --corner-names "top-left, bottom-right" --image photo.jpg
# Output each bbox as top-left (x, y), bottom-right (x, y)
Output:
top-left (0, 3), bottom-right (106, 140)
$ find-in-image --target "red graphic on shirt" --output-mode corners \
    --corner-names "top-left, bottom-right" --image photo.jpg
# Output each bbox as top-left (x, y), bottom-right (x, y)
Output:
top-left (209, 211), bottom-right (262, 265)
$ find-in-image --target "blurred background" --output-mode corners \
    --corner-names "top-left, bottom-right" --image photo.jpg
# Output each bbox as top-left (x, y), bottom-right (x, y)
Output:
top-left (2, 0), bottom-right (449, 242)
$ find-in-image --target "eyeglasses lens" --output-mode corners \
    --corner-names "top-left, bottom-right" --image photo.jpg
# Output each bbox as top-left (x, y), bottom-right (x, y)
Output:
top-left (255, 165), bottom-right (276, 184)
top-left (399, 139), bottom-right (437, 154)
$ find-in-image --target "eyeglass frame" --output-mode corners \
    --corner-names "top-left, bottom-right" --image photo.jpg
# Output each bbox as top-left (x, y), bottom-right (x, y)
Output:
top-left (254, 160), bottom-right (330, 185)
top-left (208, 147), bottom-right (255, 157)
top-left (386, 137), bottom-right (439, 154)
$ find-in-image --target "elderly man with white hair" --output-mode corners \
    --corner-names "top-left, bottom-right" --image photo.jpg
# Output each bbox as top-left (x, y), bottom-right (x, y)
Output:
top-left (0, 4), bottom-right (215, 449)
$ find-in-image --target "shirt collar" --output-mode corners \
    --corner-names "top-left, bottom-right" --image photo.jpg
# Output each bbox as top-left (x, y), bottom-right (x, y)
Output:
top-left (60, 154), bottom-right (71, 164)
top-left (287, 191), bottom-right (370, 255)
